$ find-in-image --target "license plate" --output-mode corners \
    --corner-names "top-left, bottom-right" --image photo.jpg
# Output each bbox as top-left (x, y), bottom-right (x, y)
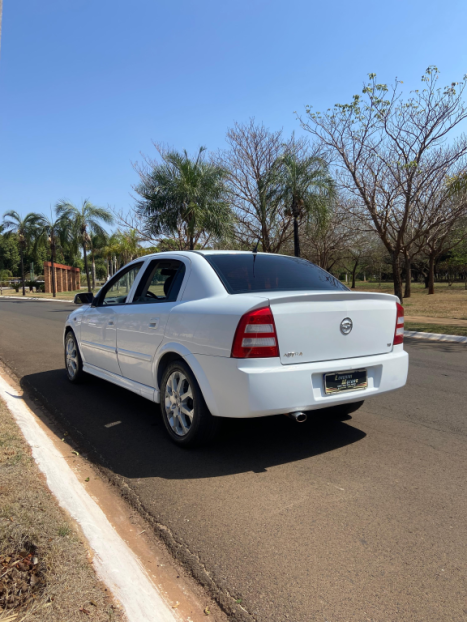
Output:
top-left (324, 369), bottom-right (368, 394)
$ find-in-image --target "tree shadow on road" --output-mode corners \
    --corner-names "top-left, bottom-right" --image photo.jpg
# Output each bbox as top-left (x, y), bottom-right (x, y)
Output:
top-left (21, 368), bottom-right (366, 481)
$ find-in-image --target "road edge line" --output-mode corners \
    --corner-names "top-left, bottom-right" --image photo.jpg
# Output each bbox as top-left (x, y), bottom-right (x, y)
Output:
top-left (404, 330), bottom-right (467, 344)
top-left (0, 373), bottom-right (179, 622)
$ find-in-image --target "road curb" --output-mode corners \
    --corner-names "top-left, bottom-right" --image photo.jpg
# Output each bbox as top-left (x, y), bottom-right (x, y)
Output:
top-left (0, 373), bottom-right (179, 622)
top-left (404, 330), bottom-right (467, 344)
top-left (0, 294), bottom-right (74, 303)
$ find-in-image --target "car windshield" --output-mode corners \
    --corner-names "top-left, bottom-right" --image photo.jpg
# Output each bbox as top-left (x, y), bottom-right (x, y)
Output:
top-left (204, 253), bottom-right (348, 294)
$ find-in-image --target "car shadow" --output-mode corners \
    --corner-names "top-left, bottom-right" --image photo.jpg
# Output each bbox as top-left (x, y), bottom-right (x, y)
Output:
top-left (21, 369), bottom-right (366, 481)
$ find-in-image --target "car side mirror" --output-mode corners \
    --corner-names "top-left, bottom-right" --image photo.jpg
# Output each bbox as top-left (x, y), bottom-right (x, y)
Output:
top-left (74, 292), bottom-right (94, 305)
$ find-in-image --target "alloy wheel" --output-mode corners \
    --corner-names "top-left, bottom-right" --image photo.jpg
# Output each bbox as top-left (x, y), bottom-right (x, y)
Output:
top-left (164, 371), bottom-right (194, 436)
top-left (66, 336), bottom-right (79, 379)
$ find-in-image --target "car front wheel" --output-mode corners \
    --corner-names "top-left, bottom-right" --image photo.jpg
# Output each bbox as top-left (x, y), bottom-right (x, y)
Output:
top-left (160, 360), bottom-right (220, 447)
top-left (65, 331), bottom-right (85, 384)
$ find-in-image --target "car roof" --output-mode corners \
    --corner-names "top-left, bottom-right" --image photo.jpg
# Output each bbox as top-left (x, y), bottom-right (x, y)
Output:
top-left (162, 250), bottom-right (290, 257)
top-left (195, 250), bottom-right (283, 255)
top-left (132, 250), bottom-right (290, 262)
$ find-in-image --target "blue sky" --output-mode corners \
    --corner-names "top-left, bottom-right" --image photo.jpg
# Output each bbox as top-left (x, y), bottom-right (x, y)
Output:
top-left (1, 0), bottom-right (466, 221)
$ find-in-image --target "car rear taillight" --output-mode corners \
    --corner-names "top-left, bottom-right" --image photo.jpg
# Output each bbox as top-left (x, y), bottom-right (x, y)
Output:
top-left (393, 302), bottom-right (404, 345)
top-left (231, 306), bottom-right (279, 358)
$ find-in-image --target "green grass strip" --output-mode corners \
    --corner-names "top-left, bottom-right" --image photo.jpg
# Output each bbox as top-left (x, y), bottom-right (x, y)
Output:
top-left (405, 322), bottom-right (467, 337)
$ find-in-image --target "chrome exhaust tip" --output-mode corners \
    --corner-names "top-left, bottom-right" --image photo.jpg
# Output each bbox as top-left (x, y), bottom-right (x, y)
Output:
top-left (286, 411), bottom-right (307, 423)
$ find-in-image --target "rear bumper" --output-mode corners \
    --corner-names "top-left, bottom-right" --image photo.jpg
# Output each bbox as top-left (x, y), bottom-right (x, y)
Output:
top-left (187, 347), bottom-right (409, 418)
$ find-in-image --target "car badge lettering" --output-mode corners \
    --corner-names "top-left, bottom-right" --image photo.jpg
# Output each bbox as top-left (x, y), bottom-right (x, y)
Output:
top-left (285, 352), bottom-right (303, 358)
top-left (340, 318), bottom-right (353, 335)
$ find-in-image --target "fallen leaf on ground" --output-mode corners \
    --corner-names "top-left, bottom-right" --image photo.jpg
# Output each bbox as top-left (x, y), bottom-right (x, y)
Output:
top-left (85, 477), bottom-right (90, 482)
top-left (72, 451), bottom-right (79, 456)
top-left (79, 607), bottom-right (90, 614)
top-left (204, 606), bottom-right (211, 615)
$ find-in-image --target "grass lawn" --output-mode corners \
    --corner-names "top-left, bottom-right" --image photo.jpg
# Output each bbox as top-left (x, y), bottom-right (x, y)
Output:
top-left (0, 289), bottom-right (81, 301)
top-left (351, 281), bottom-right (467, 321)
top-left (0, 398), bottom-right (123, 620)
top-left (405, 322), bottom-right (467, 337)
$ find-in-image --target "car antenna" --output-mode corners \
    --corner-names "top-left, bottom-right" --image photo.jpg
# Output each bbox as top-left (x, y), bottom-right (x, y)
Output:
top-left (252, 238), bottom-right (260, 277)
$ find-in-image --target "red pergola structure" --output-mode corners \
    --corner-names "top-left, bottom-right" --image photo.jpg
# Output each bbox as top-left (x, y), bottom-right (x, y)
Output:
top-left (43, 262), bottom-right (81, 293)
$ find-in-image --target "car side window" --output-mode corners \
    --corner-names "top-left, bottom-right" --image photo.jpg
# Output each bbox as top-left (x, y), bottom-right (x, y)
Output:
top-left (100, 263), bottom-right (143, 306)
top-left (133, 259), bottom-right (186, 304)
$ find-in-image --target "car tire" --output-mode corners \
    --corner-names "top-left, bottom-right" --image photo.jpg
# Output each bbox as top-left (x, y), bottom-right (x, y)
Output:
top-left (160, 359), bottom-right (220, 447)
top-left (64, 330), bottom-right (85, 384)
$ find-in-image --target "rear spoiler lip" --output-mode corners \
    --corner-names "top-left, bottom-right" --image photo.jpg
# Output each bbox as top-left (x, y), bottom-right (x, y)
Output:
top-left (263, 290), bottom-right (400, 305)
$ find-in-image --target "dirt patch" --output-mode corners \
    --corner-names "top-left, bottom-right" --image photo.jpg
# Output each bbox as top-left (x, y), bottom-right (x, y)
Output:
top-left (0, 549), bottom-right (44, 612)
top-left (0, 397), bottom-right (124, 621)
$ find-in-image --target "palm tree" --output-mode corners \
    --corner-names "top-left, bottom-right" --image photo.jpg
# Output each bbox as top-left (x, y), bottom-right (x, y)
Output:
top-left (135, 147), bottom-right (233, 250)
top-left (35, 210), bottom-right (71, 297)
top-left (99, 233), bottom-right (119, 279)
top-left (113, 229), bottom-right (145, 266)
top-left (56, 200), bottom-right (113, 292)
top-left (89, 231), bottom-right (109, 290)
top-left (277, 152), bottom-right (335, 258)
top-left (2, 211), bottom-right (40, 295)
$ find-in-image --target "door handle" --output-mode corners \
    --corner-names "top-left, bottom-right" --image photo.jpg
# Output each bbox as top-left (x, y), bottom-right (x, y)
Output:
top-left (149, 318), bottom-right (159, 329)
top-left (108, 320), bottom-right (114, 326)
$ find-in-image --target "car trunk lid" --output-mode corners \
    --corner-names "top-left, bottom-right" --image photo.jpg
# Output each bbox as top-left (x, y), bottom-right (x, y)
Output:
top-left (267, 291), bottom-right (398, 365)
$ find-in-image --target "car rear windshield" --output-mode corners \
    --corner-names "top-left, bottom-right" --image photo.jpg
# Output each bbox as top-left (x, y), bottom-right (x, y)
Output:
top-left (204, 253), bottom-right (348, 294)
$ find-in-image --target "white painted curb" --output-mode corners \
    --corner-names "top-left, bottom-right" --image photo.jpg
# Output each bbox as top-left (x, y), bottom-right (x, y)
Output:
top-left (404, 330), bottom-right (467, 344)
top-left (0, 375), bottom-right (178, 622)
top-left (0, 295), bottom-right (74, 303)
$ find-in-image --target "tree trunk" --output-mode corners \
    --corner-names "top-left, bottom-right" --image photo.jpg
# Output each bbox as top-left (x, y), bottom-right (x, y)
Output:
top-left (20, 246), bottom-right (26, 296)
top-left (404, 254), bottom-right (411, 299)
top-left (392, 251), bottom-right (403, 302)
top-left (293, 215), bottom-right (300, 258)
top-left (351, 260), bottom-right (358, 289)
top-left (51, 246), bottom-right (56, 298)
top-left (91, 247), bottom-right (96, 290)
top-left (428, 255), bottom-right (435, 295)
top-left (83, 242), bottom-right (91, 292)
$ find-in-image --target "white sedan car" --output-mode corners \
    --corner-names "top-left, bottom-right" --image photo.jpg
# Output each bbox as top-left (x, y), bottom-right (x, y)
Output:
top-left (64, 251), bottom-right (408, 446)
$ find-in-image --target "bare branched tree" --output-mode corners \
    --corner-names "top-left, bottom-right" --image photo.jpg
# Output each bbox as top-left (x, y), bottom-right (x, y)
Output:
top-left (300, 200), bottom-right (355, 271)
top-left (110, 206), bottom-right (161, 246)
top-left (216, 120), bottom-right (295, 253)
top-left (299, 66), bottom-right (467, 300)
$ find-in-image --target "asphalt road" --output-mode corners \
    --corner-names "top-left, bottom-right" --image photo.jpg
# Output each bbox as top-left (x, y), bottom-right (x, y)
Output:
top-left (1, 298), bottom-right (466, 622)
